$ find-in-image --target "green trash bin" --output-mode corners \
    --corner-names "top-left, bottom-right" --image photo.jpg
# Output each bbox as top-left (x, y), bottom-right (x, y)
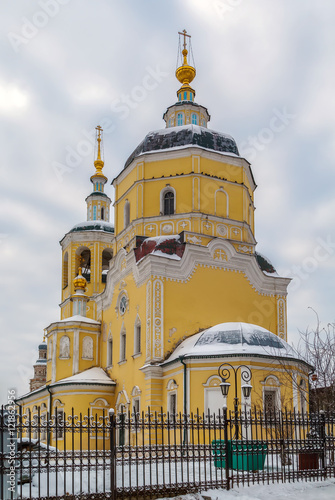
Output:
top-left (212, 439), bottom-right (232, 468)
top-left (212, 440), bottom-right (267, 471)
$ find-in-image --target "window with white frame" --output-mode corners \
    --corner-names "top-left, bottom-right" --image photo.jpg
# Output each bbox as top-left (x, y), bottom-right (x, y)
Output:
top-left (177, 113), bottom-right (183, 126)
top-left (107, 337), bottom-right (113, 366)
top-left (120, 330), bottom-right (126, 362)
top-left (167, 379), bottom-right (178, 422)
top-left (124, 200), bottom-right (130, 228)
top-left (169, 393), bottom-right (177, 419)
top-left (134, 320), bottom-right (141, 355)
top-left (133, 398), bottom-right (140, 416)
top-left (264, 389), bottom-right (277, 415)
top-left (164, 191), bottom-right (174, 215)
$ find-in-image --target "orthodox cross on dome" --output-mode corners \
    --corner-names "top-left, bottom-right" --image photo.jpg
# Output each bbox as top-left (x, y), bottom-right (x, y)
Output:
top-left (96, 125), bottom-right (103, 161)
top-left (176, 30), bottom-right (196, 102)
top-left (91, 125), bottom-right (107, 182)
top-left (178, 29), bottom-right (191, 52)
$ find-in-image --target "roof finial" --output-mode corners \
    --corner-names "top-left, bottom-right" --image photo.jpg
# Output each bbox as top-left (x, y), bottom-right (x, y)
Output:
top-left (92, 125), bottom-right (106, 178)
top-left (176, 30), bottom-right (196, 102)
top-left (96, 125), bottom-right (102, 161)
top-left (179, 29), bottom-right (190, 64)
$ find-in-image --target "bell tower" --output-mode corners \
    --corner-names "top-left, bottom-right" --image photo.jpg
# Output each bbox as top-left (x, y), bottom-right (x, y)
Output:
top-left (59, 126), bottom-right (115, 320)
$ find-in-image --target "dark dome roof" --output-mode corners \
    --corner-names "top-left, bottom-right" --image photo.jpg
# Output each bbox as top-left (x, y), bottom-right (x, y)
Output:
top-left (124, 124), bottom-right (239, 169)
top-left (69, 221), bottom-right (114, 234)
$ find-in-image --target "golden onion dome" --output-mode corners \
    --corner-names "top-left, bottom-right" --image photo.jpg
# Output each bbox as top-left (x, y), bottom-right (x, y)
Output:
top-left (176, 49), bottom-right (196, 86)
top-left (73, 267), bottom-right (87, 292)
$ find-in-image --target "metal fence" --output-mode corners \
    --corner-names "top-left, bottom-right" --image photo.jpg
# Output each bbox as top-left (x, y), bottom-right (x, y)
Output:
top-left (1, 406), bottom-right (335, 499)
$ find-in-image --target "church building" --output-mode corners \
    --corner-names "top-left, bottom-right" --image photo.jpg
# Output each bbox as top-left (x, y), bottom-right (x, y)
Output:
top-left (17, 32), bottom-right (311, 438)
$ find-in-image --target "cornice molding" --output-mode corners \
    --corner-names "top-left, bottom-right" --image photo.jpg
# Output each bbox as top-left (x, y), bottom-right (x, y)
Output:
top-left (96, 238), bottom-right (290, 312)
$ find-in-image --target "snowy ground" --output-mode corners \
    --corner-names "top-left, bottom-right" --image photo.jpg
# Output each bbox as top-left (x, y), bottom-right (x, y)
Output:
top-left (158, 479), bottom-right (335, 500)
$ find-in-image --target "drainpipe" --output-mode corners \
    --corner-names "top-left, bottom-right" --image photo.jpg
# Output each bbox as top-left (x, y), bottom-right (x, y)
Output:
top-left (180, 356), bottom-right (187, 446)
top-left (46, 385), bottom-right (52, 445)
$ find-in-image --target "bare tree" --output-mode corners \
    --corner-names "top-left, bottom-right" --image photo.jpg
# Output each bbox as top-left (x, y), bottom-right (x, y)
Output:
top-left (299, 309), bottom-right (335, 411)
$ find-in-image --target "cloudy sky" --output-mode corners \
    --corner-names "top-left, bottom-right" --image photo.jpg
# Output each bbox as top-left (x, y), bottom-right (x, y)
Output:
top-left (1, 0), bottom-right (335, 405)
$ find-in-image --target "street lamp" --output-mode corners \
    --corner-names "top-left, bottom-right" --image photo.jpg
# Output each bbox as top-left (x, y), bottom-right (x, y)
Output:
top-left (218, 363), bottom-right (252, 439)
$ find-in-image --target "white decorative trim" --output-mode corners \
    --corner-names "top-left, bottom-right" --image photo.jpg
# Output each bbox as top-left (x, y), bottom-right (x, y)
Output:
top-left (203, 375), bottom-right (221, 388)
top-left (217, 224), bottom-right (228, 237)
top-left (230, 226), bottom-right (242, 240)
top-left (202, 220), bottom-right (213, 234)
top-left (131, 385), bottom-right (141, 397)
top-left (90, 397), bottom-right (109, 409)
top-left (153, 279), bottom-right (164, 361)
top-left (186, 234), bottom-right (202, 245)
top-left (237, 245), bottom-right (253, 253)
top-left (161, 222), bottom-right (173, 234)
top-left (167, 379), bottom-right (178, 390)
top-left (145, 223), bottom-right (158, 235)
top-left (145, 281), bottom-right (152, 361)
top-left (177, 220), bottom-right (190, 232)
top-left (192, 176), bottom-right (200, 210)
top-left (97, 237), bottom-right (291, 315)
top-left (72, 330), bottom-right (79, 374)
top-left (277, 297), bottom-right (287, 340)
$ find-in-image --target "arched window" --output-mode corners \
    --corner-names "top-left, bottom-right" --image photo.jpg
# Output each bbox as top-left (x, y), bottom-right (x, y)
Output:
top-left (183, 91), bottom-right (187, 100)
top-left (62, 252), bottom-right (68, 288)
top-left (76, 247), bottom-right (91, 282)
top-left (120, 329), bottom-right (126, 362)
top-left (192, 113), bottom-right (198, 125)
top-left (107, 337), bottom-right (113, 366)
top-left (82, 336), bottom-right (93, 360)
top-left (124, 200), bottom-right (130, 229)
top-left (167, 379), bottom-right (178, 422)
top-left (93, 206), bottom-right (97, 220)
top-left (101, 207), bottom-right (105, 220)
top-left (59, 336), bottom-right (70, 359)
top-left (164, 191), bottom-right (174, 216)
top-left (177, 113), bottom-right (183, 126)
top-left (102, 249), bottom-right (113, 283)
top-left (134, 317), bottom-right (141, 355)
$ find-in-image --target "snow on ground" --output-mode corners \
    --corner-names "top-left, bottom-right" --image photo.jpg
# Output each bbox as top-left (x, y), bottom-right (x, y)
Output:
top-left (158, 479), bottom-right (335, 500)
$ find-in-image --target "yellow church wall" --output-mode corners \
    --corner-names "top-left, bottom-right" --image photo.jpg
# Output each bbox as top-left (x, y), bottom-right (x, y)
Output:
top-left (19, 387), bottom-right (114, 450)
top-left (114, 177), bottom-right (252, 244)
top-left (162, 266), bottom-right (280, 350)
top-left (114, 153), bottom-right (255, 239)
top-left (161, 357), bottom-right (309, 418)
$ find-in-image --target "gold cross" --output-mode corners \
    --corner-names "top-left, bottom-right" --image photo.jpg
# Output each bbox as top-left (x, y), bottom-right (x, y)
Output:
top-left (96, 125), bottom-right (103, 160)
top-left (178, 29), bottom-right (191, 51)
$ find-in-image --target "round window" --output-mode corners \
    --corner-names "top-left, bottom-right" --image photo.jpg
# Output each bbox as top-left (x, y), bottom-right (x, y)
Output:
top-left (119, 295), bottom-right (127, 315)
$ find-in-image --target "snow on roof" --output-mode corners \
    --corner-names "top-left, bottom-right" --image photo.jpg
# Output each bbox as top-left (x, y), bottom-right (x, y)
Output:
top-left (53, 367), bottom-right (115, 386)
top-left (58, 315), bottom-right (100, 324)
top-left (145, 124), bottom-right (236, 142)
top-left (144, 235), bottom-right (181, 244)
top-left (135, 234), bottom-right (185, 264)
top-left (69, 220), bottom-right (114, 233)
top-left (164, 322), bottom-right (299, 363)
top-left (138, 143), bottom-right (240, 160)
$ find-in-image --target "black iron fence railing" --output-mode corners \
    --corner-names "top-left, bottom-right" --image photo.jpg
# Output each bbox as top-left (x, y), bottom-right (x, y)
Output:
top-left (0, 406), bottom-right (334, 499)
